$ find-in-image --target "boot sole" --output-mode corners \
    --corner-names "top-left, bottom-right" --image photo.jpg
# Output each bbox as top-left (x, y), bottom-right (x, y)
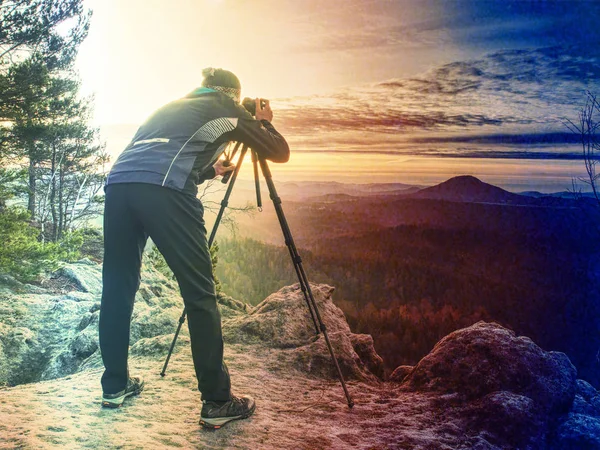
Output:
top-left (199, 403), bottom-right (256, 429)
top-left (102, 383), bottom-right (144, 408)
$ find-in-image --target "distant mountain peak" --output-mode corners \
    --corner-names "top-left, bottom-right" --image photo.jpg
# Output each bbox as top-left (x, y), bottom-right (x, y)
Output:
top-left (411, 175), bottom-right (520, 203)
top-left (440, 175), bottom-right (487, 186)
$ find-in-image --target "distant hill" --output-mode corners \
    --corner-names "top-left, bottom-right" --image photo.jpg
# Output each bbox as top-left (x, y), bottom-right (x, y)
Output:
top-left (275, 181), bottom-right (421, 200)
top-left (409, 175), bottom-right (523, 203)
top-left (407, 175), bottom-right (595, 208)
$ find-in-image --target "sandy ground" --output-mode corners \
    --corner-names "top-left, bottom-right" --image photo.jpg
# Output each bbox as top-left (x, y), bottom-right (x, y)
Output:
top-left (0, 342), bottom-right (469, 450)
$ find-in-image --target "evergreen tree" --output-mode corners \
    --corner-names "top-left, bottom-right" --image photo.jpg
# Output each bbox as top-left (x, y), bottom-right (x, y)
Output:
top-left (0, 1), bottom-right (99, 281)
top-left (0, 1), bottom-right (104, 235)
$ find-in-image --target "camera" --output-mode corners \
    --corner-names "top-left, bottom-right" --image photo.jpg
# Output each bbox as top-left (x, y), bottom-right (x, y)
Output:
top-left (242, 97), bottom-right (267, 117)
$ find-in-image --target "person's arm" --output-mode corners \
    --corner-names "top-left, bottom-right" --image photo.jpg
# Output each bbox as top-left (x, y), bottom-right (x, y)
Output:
top-left (196, 166), bottom-right (216, 184)
top-left (196, 160), bottom-right (235, 184)
top-left (227, 99), bottom-right (290, 163)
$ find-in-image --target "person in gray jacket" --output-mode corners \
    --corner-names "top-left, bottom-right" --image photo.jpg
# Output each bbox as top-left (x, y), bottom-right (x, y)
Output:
top-left (99, 67), bottom-right (289, 429)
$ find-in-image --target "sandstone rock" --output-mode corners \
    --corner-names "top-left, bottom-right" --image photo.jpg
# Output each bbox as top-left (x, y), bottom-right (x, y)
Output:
top-left (572, 395), bottom-right (599, 416)
top-left (552, 413), bottom-right (600, 449)
top-left (390, 365), bottom-right (414, 382)
top-left (130, 303), bottom-right (182, 342)
top-left (54, 260), bottom-right (103, 295)
top-left (130, 334), bottom-right (190, 357)
top-left (0, 261), bottom-right (188, 385)
top-left (349, 334), bottom-right (385, 379)
top-left (577, 379), bottom-right (599, 402)
top-left (223, 283), bottom-right (384, 381)
top-left (223, 284), bottom-right (349, 347)
top-left (402, 321), bottom-right (577, 415)
top-left (217, 292), bottom-right (253, 319)
top-left (464, 391), bottom-right (546, 448)
top-left (0, 273), bottom-right (45, 295)
top-left (286, 331), bottom-right (381, 382)
top-left (1, 327), bottom-right (45, 385)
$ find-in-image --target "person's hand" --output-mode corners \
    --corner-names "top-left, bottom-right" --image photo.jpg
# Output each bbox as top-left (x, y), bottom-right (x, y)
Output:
top-left (255, 98), bottom-right (273, 122)
top-left (213, 159), bottom-right (235, 177)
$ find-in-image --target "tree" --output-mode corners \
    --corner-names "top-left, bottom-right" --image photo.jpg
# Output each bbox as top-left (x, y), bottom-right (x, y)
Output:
top-left (33, 77), bottom-right (107, 240)
top-left (0, 0), bottom-right (90, 70)
top-left (566, 91), bottom-right (600, 207)
top-left (197, 169), bottom-right (256, 236)
top-left (0, 1), bottom-right (90, 143)
top-left (0, 1), bottom-right (101, 282)
top-left (2, 52), bottom-right (106, 232)
top-left (0, 1), bottom-right (104, 234)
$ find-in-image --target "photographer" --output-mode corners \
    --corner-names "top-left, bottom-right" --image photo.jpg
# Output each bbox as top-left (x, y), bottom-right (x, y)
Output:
top-left (99, 67), bottom-right (289, 429)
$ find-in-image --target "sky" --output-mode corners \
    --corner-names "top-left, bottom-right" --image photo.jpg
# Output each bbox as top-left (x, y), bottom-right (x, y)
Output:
top-left (75, 0), bottom-right (600, 192)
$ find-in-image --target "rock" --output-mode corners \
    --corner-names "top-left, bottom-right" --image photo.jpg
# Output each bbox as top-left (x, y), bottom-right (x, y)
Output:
top-left (464, 391), bottom-right (546, 449)
top-left (402, 321), bottom-right (577, 415)
top-left (0, 273), bottom-right (26, 294)
top-left (390, 365), bottom-right (414, 382)
top-left (287, 331), bottom-right (380, 382)
top-left (54, 261), bottom-right (103, 295)
top-left (71, 330), bottom-right (99, 359)
top-left (572, 395), bottom-right (599, 416)
top-left (130, 303), bottom-right (182, 342)
top-left (0, 261), bottom-right (189, 386)
top-left (349, 334), bottom-right (385, 380)
top-left (42, 328), bottom-right (99, 380)
top-left (0, 327), bottom-right (46, 385)
top-left (217, 293), bottom-right (253, 319)
top-left (130, 334), bottom-right (190, 357)
top-left (221, 283), bottom-right (383, 381)
top-left (552, 413), bottom-right (600, 449)
top-left (0, 273), bottom-right (45, 295)
top-left (577, 379), bottom-right (599, 402)
top-left (223, 284), bottom-right (350, 348)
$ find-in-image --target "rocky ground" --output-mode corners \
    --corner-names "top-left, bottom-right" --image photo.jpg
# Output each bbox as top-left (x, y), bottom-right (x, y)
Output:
top-left (1, 261), bottom-right (600, 449)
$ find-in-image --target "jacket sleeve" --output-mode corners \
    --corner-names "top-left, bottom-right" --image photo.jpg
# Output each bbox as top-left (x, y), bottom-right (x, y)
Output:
top-left (225, 106), bottom-right (290, 163)
top-left (196, 166), bottom-right (216, 185)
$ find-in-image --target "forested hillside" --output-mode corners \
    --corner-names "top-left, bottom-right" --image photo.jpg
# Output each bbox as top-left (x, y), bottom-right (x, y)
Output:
top-left (216, 192), bottom-right (600, 383)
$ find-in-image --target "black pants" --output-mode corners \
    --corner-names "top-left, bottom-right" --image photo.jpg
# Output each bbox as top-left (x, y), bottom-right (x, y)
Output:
top-left (99, 182), bottom-right (231, 402)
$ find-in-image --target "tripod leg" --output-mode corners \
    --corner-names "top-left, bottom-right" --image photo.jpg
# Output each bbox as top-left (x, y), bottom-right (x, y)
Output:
top-left (258, 158), bottom-right (354, 408)
top-left (160, 310), bottom-right (186, 376)
top-left (161, 144), bottom-right (249, 376)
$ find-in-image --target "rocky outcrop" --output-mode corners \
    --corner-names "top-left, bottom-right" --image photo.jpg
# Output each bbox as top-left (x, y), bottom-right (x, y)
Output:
top-left (223, 283), bottom-right (385, 382)
top-left (395, 321), bottom-right (599, 449)
top-left (402, 321), bottom-right (577, 414)
top-left (0, 263), bottom-right (383, 386)
top-left (389, 364), bottom-right (413, 382)
top-left (5, 261), bottom-right (600, 447)
top-left (0, 261), bottom-right (190, 386)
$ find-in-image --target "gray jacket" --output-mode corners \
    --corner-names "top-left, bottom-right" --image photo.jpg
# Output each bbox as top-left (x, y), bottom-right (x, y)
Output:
top-left (106, 87), bottom-right (290, 195)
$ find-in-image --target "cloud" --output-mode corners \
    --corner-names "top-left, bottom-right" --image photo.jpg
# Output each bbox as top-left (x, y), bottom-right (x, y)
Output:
top-left (277, 45), bottom-right (600, 132)
top-left (273, 45), bottom-right (600, 159)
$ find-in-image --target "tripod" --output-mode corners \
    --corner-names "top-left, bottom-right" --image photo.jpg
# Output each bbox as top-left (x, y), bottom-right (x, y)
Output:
top-left (160, 142), bottom-right (354, 408)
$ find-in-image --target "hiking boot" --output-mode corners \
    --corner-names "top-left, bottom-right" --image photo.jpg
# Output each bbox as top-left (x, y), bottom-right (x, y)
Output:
top-left (199, 395), bottom-right (256, 429)
top-left (101, 376), bottom-right (144, 408)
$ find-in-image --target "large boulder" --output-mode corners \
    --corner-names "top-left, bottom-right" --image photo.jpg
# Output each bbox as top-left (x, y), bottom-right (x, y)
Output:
top-left (397, 321), bottom-right (581, 449)
top-left (401, 321), bottom-right (577, 415)
top-left (223, 283), bottom-right (384, 381)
